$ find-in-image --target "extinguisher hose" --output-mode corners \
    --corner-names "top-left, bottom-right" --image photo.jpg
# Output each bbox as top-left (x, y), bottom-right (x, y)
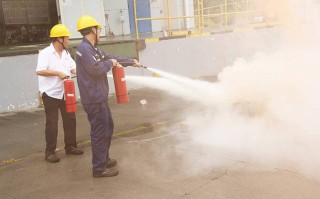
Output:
top-left (65, 63), bottom-right (146, 80)
top-left (118, 62), bottom-right (147, 69)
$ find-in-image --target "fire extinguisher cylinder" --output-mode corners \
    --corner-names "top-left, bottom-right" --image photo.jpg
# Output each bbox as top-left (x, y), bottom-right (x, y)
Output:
top-left (64, 79), bottom-right (77, 113)
top-left (112, 64), bottom-right (129, 104)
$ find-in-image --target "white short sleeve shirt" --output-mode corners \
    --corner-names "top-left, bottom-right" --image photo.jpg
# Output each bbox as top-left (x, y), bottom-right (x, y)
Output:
top-left (36, 43), bottom-right (76, 99)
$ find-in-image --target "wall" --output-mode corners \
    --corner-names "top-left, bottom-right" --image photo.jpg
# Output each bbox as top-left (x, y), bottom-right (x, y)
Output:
top-left (138, 27), bottom-right (282, 78)
top-left (0, 27), bottom-right (283, 112)
top-left (0, 54), bottom-right (39, 111)
top-left (57, 0), bottom-right (196, 36)
top-left (58, 0), bottom-right (106, 38)
top-left (183, 0), bottom-right (195, 29)
top-left (150, 0), bottom-right (165, 32)
top-left (104, 0), bottom-right (131, 35)
top-left (173, 0), bottom-right (185, 30)
top-left (161, 0), bottom-right (195, 31)
top-left (0, 40), bottom-right (142, 112)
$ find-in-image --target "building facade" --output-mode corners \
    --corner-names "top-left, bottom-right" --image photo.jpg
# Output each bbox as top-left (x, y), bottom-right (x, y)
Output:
top-left (0, 0), bottom-right (195, 45)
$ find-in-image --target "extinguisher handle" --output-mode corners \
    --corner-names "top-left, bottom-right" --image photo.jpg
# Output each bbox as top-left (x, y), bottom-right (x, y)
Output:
top-left (65, 75), bottom-right (77, 79)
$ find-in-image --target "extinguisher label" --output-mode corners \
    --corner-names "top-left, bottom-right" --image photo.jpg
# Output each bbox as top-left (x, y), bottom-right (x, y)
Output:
top-left (121, 78), bottom-right (125, 81)
top-left (67, 94), bottom-right (75, 97)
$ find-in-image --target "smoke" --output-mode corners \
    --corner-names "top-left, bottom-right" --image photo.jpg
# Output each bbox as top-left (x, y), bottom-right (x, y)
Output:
top-left (191, 48), bottom-right (320, 175)
top-left (122, 0), bottom-right (320, 179)
top-left (126, 43), bottom-right (320, 178)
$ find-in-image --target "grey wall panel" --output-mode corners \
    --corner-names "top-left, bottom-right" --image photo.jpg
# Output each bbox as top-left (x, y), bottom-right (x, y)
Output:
top-left (82, 0), bottom-right (106, 36)
top-left (58, 0), bottom-right (83, 38)
top-left (150, 1), bottom-right (165, 32)
top-left (139, 28), bottom-right (283, 78)
top-left (0, 54), bottom-right (39, 112)
top-left (104, 0), bottom-right (131, 35)
top-left (0, 50), bottom-right (144, 113)
top-left (58, 0), bottom-right (106, 38)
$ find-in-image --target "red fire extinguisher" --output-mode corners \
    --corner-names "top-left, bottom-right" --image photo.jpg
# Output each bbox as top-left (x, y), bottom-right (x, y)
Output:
top-left (64, 78), bottom-right (77, 113)
top-left (112, 64), bottom-right (129, 104)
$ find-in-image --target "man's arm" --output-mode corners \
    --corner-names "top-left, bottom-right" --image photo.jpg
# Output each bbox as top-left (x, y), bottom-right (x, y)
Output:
top-left (76, 47), bottom-right (117, 77)
top-left (101, 51), bottom-right (138, 67)
top-left (36, 70), bottom-right (68, 80)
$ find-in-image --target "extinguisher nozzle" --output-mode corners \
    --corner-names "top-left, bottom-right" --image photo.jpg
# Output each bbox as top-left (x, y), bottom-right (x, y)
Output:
top-left (152, 73), bottom-right (161, 78)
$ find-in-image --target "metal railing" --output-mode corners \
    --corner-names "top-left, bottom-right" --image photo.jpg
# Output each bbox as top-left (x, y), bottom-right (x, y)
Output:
top-left (133, 0), bottom-right (203, 39)
top-left (200, 0), bottom-right (269, 29)
top-left (132, 0), bottom-right (276, 39)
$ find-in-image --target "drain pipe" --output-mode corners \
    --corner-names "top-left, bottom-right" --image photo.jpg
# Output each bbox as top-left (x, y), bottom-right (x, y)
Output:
top-left (183, 0), bottom-right (189, 29)
top-left (55, 0), bottom-right (61, 23)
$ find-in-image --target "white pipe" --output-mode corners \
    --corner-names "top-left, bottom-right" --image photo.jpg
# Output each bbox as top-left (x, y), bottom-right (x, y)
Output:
top-left (80, 0), bottom-right (84, 15)
top-left (56, 0), bottom-right (61, 23)
top-left (100, 0), bottom-right (106, 37)
top-left (58, 0), bottom-right (64, 24)
top-left (184, 0), bottom-right (190, 29)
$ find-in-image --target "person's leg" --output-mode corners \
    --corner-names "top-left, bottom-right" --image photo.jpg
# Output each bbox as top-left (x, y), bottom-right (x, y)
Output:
top-left (105, 103), bottom-right (117, 168)
top-left (60, 100), bottom-right (77, 150)
top-left (83, 103), bottom-right (108, 173)
top-left (106, 103), bottom-right (114, 160)
top-left (42, 93), bottom-right (59, 157)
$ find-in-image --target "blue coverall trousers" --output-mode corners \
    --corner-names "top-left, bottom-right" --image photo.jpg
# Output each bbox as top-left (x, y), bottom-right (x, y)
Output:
top-left (83, 102), bottom-right (114, 173)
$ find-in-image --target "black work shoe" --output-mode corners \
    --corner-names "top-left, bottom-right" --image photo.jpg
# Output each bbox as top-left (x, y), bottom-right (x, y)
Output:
top-left (65, 147), bottom-right (84, 155)
top-left (45, 154), bottom-right (60, 163)
top-left (93, 168), bottom-right (119, 178)
top-left (106, 158), bottom-right (117, 168)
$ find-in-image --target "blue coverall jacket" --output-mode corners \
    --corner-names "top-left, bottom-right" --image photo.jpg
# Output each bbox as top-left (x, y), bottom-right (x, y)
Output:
top-left (75, 38), bottom-right (134, 104)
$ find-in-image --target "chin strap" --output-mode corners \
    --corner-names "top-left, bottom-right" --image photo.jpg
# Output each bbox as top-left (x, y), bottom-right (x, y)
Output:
top-left (91, 27), bottom-right (99, 46)
top-left (55, 37), bottom-right (69, 54)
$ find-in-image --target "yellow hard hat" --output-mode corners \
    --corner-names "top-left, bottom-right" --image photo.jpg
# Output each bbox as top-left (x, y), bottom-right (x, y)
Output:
top-left (50, 24), bottom-right (71, 38)
top-left (77, 15), bottom-right (102, 31)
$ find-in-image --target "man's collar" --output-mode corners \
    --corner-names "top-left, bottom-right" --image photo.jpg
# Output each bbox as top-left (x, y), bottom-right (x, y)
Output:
top-left (83, 37), bottom-right (92, 46)
top-left (49, 43), bottom-right (55, 53)
top-left (83, 37), bottom-right (96, 49)
top-left (49, 42), bottom-right (67, 55)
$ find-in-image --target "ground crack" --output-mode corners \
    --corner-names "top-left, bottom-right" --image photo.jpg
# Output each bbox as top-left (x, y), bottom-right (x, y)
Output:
top-left (180, 161), bottom-right (240, 198)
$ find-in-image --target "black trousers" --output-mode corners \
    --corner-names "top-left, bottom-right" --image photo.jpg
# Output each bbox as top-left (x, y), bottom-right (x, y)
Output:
top-left (42, 93), bottom-right (77, 155)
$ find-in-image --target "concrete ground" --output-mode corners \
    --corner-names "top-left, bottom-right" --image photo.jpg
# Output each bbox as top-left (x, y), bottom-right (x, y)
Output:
top-left (1, 88), bottom-right (320, 199)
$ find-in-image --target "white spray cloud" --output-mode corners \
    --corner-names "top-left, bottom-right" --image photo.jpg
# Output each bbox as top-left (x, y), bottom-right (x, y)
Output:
top-left (209, 44), bottom-right (320, 175)
top-left (126, 69), bottom-right (224, 107)
top-left (124, 1), bottom-right (320, 178)
top-left (126, 37), bottom-right (320, 178)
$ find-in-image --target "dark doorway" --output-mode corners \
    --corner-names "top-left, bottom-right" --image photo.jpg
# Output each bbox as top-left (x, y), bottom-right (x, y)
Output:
top-left (0, 0), bottom-right (59, 46)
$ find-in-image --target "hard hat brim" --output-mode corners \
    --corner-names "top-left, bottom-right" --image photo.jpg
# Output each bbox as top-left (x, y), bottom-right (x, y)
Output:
top-left (77, 24), bottom-right (102, 31)
top-left (49, 33), bottom-right (72, 38)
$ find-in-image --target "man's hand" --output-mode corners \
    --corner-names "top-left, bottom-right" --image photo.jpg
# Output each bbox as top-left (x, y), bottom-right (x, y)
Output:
top-left (132, 59), bottom-right (143, 67)
top-left (58, 72), bottom-right (68, 80)
top-left (110, 59), bottom-right (118, 66)
top-left (71, 69), bottom-right (76, 75)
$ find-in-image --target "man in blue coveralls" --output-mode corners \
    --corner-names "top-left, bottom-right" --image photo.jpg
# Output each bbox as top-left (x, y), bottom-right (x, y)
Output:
top-left (75, 15), bottom-right (142, 177)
